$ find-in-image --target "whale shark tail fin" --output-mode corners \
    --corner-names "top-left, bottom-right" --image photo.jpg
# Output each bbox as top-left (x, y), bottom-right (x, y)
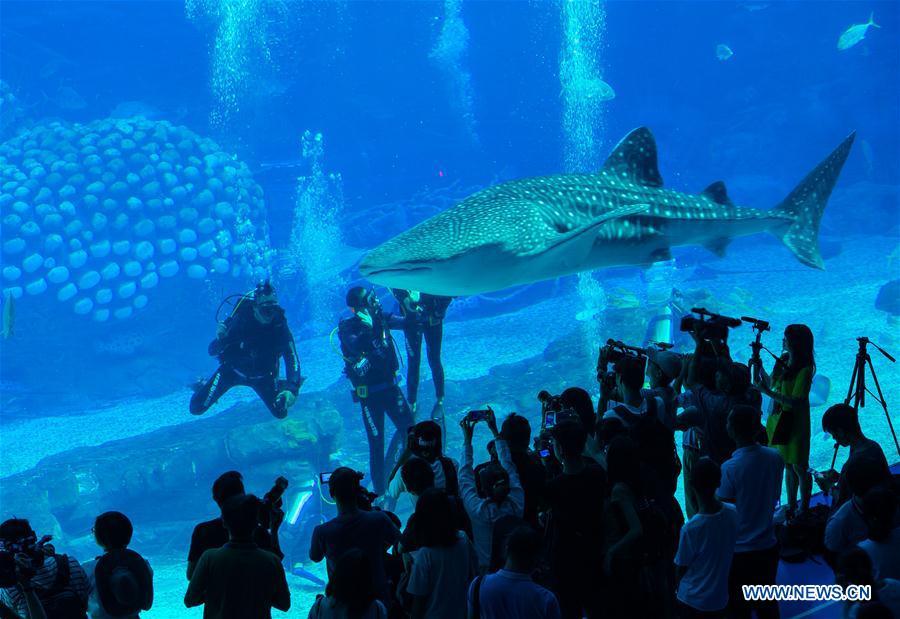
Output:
top-left (772, 131), bottom-right (855, 269)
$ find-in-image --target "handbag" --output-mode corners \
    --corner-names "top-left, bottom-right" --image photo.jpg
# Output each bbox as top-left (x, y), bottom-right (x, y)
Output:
top-left (770, 403), bottom-right (794, 445)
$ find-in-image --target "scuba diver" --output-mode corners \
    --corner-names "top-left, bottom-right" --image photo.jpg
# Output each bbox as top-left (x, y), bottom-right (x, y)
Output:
top-left (391, 289), bottom-right (452, 420)
top-left (190, 280), bottom-right (304, 419)
top-left (337, 286), bottom-right (414, 495)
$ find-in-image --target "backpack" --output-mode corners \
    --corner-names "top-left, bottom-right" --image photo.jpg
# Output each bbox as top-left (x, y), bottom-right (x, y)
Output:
top-left (777, 504), bottom-right (830, 563)
top-left (38, 555), bottom-right (88, 619)
top-left (613, 397), bottom-right (659, 429)
top-left (94, 549), bottom-right (153, 616)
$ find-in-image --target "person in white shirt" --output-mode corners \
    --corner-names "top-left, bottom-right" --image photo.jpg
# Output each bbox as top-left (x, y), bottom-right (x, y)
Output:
top-left (405, 489), bottom-right (478, 619)
top-left (458, 408), bottom-right (524, 570)
top-left (825, 458), bottom-right (891, 556)
top-left (468, 525), bottom-right (561, 619)
top-left (859, 488), bottom-right (900, 581)
top-left (385, 421), bottom-right (459, 510)
top-left (675, 456), bottom-right (738, 617)
top-left (717, 405), bottom-right (784, 619)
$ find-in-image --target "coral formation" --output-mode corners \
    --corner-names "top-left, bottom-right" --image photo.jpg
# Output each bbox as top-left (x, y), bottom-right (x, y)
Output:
top-left (0, 117), bottom-right (273, 321)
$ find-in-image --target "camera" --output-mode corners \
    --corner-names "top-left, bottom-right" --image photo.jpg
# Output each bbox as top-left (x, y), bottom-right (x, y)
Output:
top-left (544, 410), bottom-right (577, 428)
top-left (466, 409), bottom-right (492, 423)
top-left (537, 390), bottom-right (570, 414)
top-left (596, 339), bottom-right (648, 389)
top-left (679, 308), bottom-right (742, 342)
top-left (0, 535), bottom-right (49, 588)
top-left (258, 476), bottom-right (289, 529)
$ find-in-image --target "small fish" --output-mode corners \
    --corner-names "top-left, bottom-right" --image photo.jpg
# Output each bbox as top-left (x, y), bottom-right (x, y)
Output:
top-left (716, 44), bottom-right (734, 61)
top-left (838, 13), bottom-right (880, 51)
top-left (582, 77), bottom-right (616, 102)
top-left (1, 291), bottom-right (15, 339)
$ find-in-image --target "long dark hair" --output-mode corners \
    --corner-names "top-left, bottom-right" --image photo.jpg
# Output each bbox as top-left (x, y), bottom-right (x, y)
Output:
top-left (605, 436), bottom-right (644, 497)
top-left (414, 489), bottom-right (460, 548)
top-left (325, 549), bottom-right (378, 618)
top-left (783, 324), bottom-right (815, 380)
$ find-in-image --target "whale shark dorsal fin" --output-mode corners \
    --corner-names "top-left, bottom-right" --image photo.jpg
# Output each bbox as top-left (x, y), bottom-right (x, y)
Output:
top-left (601, 127), bottom-right (663, 188)
top-left (702, 181), bottom-right (734, 206)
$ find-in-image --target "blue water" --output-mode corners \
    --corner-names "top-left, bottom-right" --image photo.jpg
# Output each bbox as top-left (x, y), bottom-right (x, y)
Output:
top-left (1, 1), bottom-right (898, 617)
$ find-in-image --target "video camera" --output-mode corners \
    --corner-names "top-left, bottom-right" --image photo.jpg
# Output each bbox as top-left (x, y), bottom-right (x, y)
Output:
top-left (596, 339), bottom-right (649, 390)
top-left (679, 307), bottom-right (742, 342)
top-left (258, 476), bottom-right (289, 529)
top-left (0, 534), bottom-right (51, 588)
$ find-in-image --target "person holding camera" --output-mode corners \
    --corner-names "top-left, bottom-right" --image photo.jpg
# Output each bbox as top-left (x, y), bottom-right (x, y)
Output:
top-left (187, 471), bottom-right (282, 581)
top-left (644, 349), bottom-right (683, 429)
top-left (185, 494), bottom-right (291, 617)
top-left (458, 409), bottom-right (525, 571)
top-left (675, 340), bottom-right (733, 519)
top-left (82, 512), bottom-right (153, 619)
top-left (756, 324), bottom-right (815, 517)
top-left (386, 420), bottom-right (459, 509)
top-left (309, 468), bottom-right (401, 606)
top-left (391, 289), bottom-right (453, 419)
top-left (819, 403), bottom-right (891, 511)
top-left (0, 519), bottom-right (89, 619)
top-left (597, 340), bottom-right (666, 428)
top-left (338, 286), bottom-right (415, 495)
top-left (190, 280), bottom-right (304, 419)
top-left (0, 555), bottom-right (48, 619)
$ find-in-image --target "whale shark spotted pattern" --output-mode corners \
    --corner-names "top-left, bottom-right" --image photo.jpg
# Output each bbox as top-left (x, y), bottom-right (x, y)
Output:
top-left (360, 127), bottom-right (855, 296)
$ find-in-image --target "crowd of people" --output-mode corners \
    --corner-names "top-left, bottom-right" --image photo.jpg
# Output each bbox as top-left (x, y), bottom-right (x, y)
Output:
top-left (2, 287), bottom-right (899, 619)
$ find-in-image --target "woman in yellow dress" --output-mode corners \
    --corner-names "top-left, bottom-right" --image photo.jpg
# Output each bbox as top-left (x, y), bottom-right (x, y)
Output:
top-left (756, 324), bottom-right (815, 517)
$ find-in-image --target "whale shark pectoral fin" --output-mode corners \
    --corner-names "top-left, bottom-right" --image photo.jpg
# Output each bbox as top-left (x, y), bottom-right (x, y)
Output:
top-left (704, 237), bottom-right (731, 258)
top-left (531, 202), bottom-right (652, 272)
top-left (601, 127), bottom-right (664, 187)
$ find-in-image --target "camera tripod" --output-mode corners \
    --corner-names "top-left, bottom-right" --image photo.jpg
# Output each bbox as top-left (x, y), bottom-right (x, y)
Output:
top-left (844, 337), bottom-right (900, 458)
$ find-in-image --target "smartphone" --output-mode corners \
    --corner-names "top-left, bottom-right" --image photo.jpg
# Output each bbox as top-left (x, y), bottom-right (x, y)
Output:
top-left (544, 409), bottom-right (576, 429)
top-left (319, 472), bottom-right (332, 485)
top-left (467, 409), bottom-right (491, 423)
top-left (539, 448), bottom-right (551, 458)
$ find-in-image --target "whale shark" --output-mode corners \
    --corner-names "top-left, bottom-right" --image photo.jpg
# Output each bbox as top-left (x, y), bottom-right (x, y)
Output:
top-left (359, 127), bottom-right (855, 296)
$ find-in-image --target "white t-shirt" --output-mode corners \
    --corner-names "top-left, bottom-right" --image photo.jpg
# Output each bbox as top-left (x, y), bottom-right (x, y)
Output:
top-left (825, 499), bottom-right (869, 554)
top-left (386, 457), bottom-right (456, 507)
top-left (674, 503), bottom-right (738, 612)
top-left (307, 596), bottom-right (386, 619)
top-left (406, 533), bottom-right (477, 619)
top-left (859, 527), bottom-right (900, 581)
top-left (717, 444), bottom-right (784, 552)
top-left (603, 396), bottom-right (667, 428)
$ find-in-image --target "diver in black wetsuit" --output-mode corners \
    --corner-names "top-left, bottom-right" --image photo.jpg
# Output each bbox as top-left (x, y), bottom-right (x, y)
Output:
top-left (337, 286), bottom-right (414, 494)
top-left (191, 281), bottom-right (304, 419)
top-left (391, 289), bottom-right (452, 419)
